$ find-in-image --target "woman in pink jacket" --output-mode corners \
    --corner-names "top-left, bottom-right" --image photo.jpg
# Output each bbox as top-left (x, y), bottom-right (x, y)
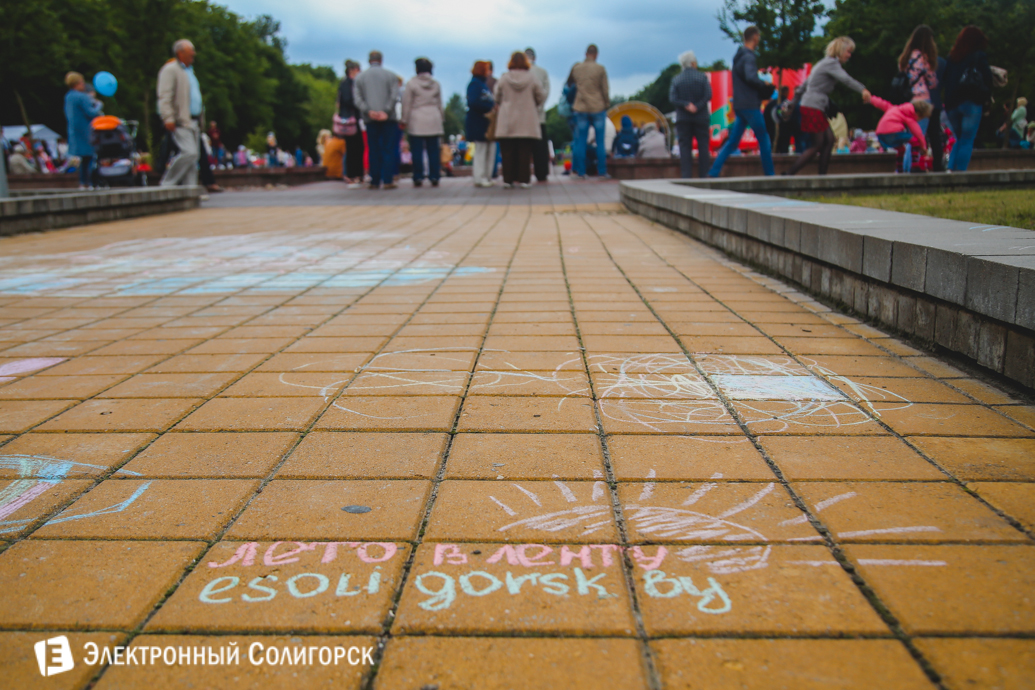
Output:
top-left (869, 96), bottom-right (933, 172)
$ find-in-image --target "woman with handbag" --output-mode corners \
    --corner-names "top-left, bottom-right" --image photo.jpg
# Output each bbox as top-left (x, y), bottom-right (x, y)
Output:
top-left (493, 51), bottom-right (547, 188)
top-left (337, 59), bottom-right (365, 185)
top-left (466, 61), bottom-right (496, 187)
top-left (784, 37), bottom-right (871, 176)
top-left (943, 26), bottom-right (993, 172)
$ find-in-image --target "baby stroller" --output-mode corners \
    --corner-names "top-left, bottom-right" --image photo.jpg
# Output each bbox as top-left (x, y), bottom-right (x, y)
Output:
top-left (90, 115), bottom-right (147, 187)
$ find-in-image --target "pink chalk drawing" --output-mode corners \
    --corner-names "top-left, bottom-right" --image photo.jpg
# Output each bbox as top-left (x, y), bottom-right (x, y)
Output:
top-left (0, 358), bottom-right (66, 380)
top-left (0, 454), bottom-right (148, 534)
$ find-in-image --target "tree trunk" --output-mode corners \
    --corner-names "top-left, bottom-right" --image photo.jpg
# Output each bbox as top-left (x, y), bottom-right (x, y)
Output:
top-left (13, 89), bottom-right (42, 172)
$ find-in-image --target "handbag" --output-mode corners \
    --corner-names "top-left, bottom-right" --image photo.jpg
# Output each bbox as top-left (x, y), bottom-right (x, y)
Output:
top-left (485, 109), bottom-right (498, 142)
top-left (333, 113), bottom-right (358, 137)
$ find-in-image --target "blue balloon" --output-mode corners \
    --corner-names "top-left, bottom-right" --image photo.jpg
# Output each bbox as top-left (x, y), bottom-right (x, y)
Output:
top-left (93, 71), bottom-right (118, 97)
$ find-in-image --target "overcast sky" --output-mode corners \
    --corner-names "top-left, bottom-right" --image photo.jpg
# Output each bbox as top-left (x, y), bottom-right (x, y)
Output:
top-left (219, 0), bottom-right (741, 107)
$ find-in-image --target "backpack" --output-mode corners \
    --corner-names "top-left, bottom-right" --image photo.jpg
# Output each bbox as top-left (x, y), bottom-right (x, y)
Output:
top-left (889, 71), bottom-right (916, 104)
top-left (558, 82), bottom-right (576, 118)
top-left (958, 63), bottom-right (991, 104)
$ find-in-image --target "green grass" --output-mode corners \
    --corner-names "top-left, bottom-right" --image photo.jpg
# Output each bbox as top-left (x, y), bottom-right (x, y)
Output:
top-left (811, 189), bottom-right (1035, 231)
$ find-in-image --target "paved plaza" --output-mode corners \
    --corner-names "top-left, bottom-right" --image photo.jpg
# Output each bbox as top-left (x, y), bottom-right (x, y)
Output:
top-left (1, 178), bottom-right (1034, 688)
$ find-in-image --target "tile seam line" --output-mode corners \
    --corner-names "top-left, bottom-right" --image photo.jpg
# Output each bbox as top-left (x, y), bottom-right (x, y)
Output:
top-left (74, 203), bottom-right (489, 690)
top-left (613, 214), bottom-right (1035, 543)
top-left (359, 203), bottom-right (528, 690)
top-left (554, 212), bottom-right (663, 690)
top-left (0, 204), bottom-right (466, 555)
top-left (583, 212), bottom-right (949, 690)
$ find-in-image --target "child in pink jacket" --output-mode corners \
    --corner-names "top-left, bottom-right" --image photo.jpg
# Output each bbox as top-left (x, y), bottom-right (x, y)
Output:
top-left (870, 96), bottom-right (933, 172)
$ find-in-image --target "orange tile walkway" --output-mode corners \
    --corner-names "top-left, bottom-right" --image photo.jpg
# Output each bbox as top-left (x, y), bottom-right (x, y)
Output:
top-left (1, 201), bottom-right (1033, 689)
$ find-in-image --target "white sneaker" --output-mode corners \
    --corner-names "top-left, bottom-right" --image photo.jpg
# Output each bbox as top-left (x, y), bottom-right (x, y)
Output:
top-left (502, 183), bottom-right (513, 189)
top-left (477, 181), bottom-right (493, 188)
top-left (519, 182), bottom-right (531, 189)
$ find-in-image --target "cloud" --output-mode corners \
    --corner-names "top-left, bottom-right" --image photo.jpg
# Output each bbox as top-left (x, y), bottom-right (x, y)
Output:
top-left (217, 0), bottom-right (736, 102)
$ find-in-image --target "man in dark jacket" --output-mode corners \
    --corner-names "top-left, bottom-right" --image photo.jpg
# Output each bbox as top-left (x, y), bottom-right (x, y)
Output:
top-left (337, 59), bottom-right (365, 184)
top-left (668, 50), bottom-right (712, 177)
top-left (707, 26), bottom-right (775, 177)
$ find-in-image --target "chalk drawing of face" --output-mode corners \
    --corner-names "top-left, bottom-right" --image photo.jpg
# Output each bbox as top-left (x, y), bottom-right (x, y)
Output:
top-left (0, 454), bottom-right (148, 534)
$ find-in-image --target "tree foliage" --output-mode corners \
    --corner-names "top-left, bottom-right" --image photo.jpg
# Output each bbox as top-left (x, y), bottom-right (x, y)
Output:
top-left (0, 0), bottom-right (338, 156)
top-left (717, 0), bottom-right (828, 69)
top-left (444, 93), bottom-right (465, 137)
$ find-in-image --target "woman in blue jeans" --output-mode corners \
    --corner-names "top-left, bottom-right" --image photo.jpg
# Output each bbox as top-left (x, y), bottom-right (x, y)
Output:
top-left (942, 26), bottom-right (992, 172)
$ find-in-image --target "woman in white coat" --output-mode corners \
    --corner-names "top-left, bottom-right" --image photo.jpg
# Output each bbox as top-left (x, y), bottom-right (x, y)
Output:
top-left (401, 57), bottom-right (445, 187)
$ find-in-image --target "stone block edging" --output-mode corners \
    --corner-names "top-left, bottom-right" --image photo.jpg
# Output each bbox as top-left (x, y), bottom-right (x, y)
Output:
top-left (0, 186), bottom-right (202, 236)
top-left (620, 178), bottom-right (1035, 390)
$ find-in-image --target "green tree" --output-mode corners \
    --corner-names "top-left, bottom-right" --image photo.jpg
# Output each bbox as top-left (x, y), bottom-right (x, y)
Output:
top-left (630, 64), bottom-right (682, 112)
top-left (444, 93), bottom-right (465, 137)
top-left (545, 105), bottom-right (572, 148)
top-left (717, 0), bottom-right (829, 74)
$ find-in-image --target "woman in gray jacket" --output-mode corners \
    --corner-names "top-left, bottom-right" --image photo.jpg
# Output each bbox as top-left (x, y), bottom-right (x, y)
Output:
top-left (785, 37), bottom-right (871, 175)
top-left (401, 57), bottom-right (445, 187)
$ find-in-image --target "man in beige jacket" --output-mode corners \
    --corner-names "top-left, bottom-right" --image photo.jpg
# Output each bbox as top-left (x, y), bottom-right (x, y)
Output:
top-left (157, 39), bottom-right (202, 186)
top-left (569, 44), bottom-right (610, 179)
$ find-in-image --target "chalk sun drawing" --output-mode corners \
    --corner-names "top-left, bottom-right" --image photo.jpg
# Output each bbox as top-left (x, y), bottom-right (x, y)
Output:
top-left (0, 454), bottom-right (148, 534)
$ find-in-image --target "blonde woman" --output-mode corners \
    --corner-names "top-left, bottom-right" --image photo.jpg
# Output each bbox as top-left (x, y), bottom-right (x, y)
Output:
top-left (785, 37), bottom-right (872, 175)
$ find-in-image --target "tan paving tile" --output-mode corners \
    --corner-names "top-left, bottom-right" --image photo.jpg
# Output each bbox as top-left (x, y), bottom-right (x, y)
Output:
top-left (0, 374), bottom-right (124, 400)
top-left (619, 481), bottom-right (817, 543)
top-left (0, 478), bottom-right (92, 537)
top-left (342, 370), bottom-right (468, 396)
top-left (804, 355), bottom-right (923, 378)
top-left (94, 634), bottom-right (375, 689)
top-left (393, 541), bottom-right (637, 635)
top-left (653, 639), bottom-right (934, 690)
top-left (0, 540), bottom-right (204, 629)
top-left (598, 398), bottom-right (740, 434)
top-left (176, 397), bottom-right (325, 431)
top-left (474, 350), bottom-right (584, 371)
top-left (469, 369), bottom-right (590, 397)
top-left (147, 540), bottom-right (407, 632)
top-left (733, 400), bottom-right (887, 435)
top-left (679, 335), bottom-right (785, 355)
top-left (909, 438), bottom-right (1035, 480)
top-left (219, 371), bottom-right (351, 397)
top-left (187, 337), bottom-right (295, 354)
top-left (285, 337), bottom-right (388, 353)
top-left (871, 403), bottom-right (1034, 437)
top-left (426, 480), bottom-right (618, 543)
top-left (376, 637), bottom-right (649, 689)
top-left (277, 431), bottom-right (447, 479)
top-left (914, 638), bottom-right (1035, 690)
top-left (795, 482), bottom-right (1024, 543)
top-left (256, 352), bottom-right (372, 372)
top-left (122, 432), bottom-right (298, 477)
top-left (97, 372), bottom-right (237, 398)
top-left (0, 432), bottom-right (155, 477)
top-left (315, 396), bottom-right (460, 431)
top-left (830, 377), bottom-right (973, 404)
top-left (760, 436), bottom-right (945, 480)
top-left (592, 371), bottom-right (713, 399)
top-left (995, 404), bottom-right (1035, 428)
top-left (37, 398), bottom-right (201, 432)
top-left (88, 338), bottom-right (203, 356)
top-left (145, 353), bottom-right (267, 373)
top-left (1, 341), bottom-right (110, 358)
top-left (37, 355), bottom-right (164, 376)
top-left (226, 479), bottom-right (430, 540)
top-left (608, 435), bottom-right (772, 480)
top-left (0, 399), bottom-right (77, 432)
top-left (634, 544), bottom-right (887, 635)
top-left (457, 396), bottom-right (597, 432)
top-left (777, 337), bottom-right (889, 357)
top-left (365, 349), bottom-right (479, 372)
top-left (447, 433), bottom-right (604, 479)
top-left (0, 631), bottom-right (126, 690)
top-left (844, 544), bottom-right (1035, 633)
top-left (34, 479), bottom-right (258, 539)
top-left (968, 482), bottom-right (1035, 532)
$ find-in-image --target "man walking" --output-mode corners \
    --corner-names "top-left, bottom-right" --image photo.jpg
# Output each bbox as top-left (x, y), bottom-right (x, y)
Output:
top-left (570, 44), bottom-right (610, 179)
top-left (669, 50), bottom-right (712, 178)
top-left (157, 39), bottom-right (202, 187)
top-left (354, 50), bottom-right (401, 190)
top-left (707, 26), bottom-right (775, 177)
top-left (525, 47), bottom-right (551, 182)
